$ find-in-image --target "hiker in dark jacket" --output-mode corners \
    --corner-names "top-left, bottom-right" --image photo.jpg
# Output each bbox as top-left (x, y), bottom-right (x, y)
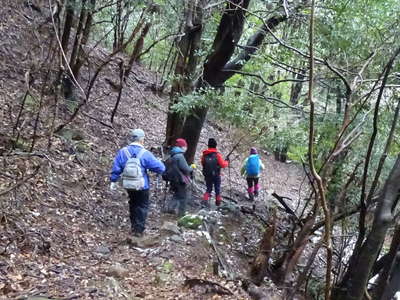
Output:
top-left (110, 129), bottom-right (165, 236)
top-left (166, 138), bottom-right (194, 216)
top-left (201, 138), bottom-right (229, 206)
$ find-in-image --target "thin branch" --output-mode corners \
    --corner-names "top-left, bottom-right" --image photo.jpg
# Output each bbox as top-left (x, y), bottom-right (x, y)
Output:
top-left (224, 84), bottom-right (305, 111)
top-left (366, 93), bottom-right (400, 206)
top-left (324, 60), bottom-right (351, 96)
top-left (307, 1), bottom-right (332, 298)
top-left (311, 207), bottom-right (360, 235)
top-left (0, 165), bottom-right (41, 197)
top-left (224, 69), bottom-right (308, 86)
top-left (81, 111), bottom-right (114, 128)
top-left (350, 51), bottom-right (377, 90)
top-left (136, 32), bottom-right (181, 60)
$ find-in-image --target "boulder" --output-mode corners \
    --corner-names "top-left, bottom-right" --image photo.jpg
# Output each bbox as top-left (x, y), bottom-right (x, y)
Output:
top-left (106, 264), bottom-right (129, 278)
top-left (170, 235), bottom-right (184, 243)
top-left (219, 202), bottom-right (240, 215)
top-left (128, 235), bottom-right (161, 248)
top-left (160, 221), bottom-right (181, 235)
top-left (95, 245), bottom-right (111, 255)
top-left (57, 128), bottom-right (85, 141)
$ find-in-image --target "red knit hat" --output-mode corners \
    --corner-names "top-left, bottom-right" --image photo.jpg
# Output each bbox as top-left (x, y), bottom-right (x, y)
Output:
top-left (175, 138), bottom-right (188, 148)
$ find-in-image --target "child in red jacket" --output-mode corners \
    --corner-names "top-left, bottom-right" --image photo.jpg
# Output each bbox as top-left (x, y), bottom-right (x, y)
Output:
top-left (201, 138), bottom-right (229, 206)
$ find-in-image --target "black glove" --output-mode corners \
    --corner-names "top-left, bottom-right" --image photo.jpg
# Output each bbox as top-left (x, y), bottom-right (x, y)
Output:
top-left (225, 157), bottom-right (230, 162)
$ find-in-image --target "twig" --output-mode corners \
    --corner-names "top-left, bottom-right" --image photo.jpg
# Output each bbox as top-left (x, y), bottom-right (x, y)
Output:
top-left (81, 111), bottom-right (114, 129)
top-left (136, 32), bottom-right (181, 60)
top-left (311, 206), bottom-right (360, 234)
top-left (0, 165), bottom-right (41, 196)
top-left (223, 69), bottom-right (308, 87)
top-left (0, 240), bottom-right (14, 256)
top-left (271, 192), bottom-right (300, 222)
top-left (183, 277), bottom-right (233, 295)
top-left (203, 220), bottom-right (234, 280)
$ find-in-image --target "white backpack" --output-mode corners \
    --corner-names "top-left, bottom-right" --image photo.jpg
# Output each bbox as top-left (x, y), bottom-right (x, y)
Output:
top-left (122, 147), bottom-right (146, 190)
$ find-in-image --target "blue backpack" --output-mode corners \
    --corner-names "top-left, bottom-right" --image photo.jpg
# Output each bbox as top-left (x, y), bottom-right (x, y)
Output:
top-left (246, 154), bottom-right (260, 176)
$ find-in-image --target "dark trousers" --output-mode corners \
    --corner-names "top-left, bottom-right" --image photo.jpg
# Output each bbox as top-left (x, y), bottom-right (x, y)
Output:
top-left (168, 183), bottom-right (188, 216)
top-left (205, 175), bottom-right (221, 196)
top-left (246, 177), bottom-right (259, 194)
top-left (127, 189), bottom-right (150, 233)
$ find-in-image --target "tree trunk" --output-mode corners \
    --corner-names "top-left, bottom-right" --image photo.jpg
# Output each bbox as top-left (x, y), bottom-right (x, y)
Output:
top-left (132, 22), bottom-right (151, 63)
top-left (113, 0), bottom-right (123, 50)
top-left (373, 224), bottom-right (400, 300)
top-left (179, 0), bottom-right (251, 162)
top-left (110, 60), bottom-right (125, 123)
top-left (273, 215), bottom-right (316, 284)
top-left (164, 0), bottom-right (206, 148)
top-left (69, 0), bottom-right (87, 68)
top-left (338, 155), bottom-right (400, 300)
top-left (180, 1), bottom-right (292, 163)
top-left (61, 0), bottom-right (76, 55)
top-left (125, 22), bottom-right (151, 78)
top-left (249, 221), bottom-right (276, 285)
top-left (333, 45), bottom-right (400, 299)
top-left (71, 0), bottom-right (95, 79)
top-left (289, 69), bottom-right (306, 105)
top-left (335, 86), bottom-right (342, 114)
top-left (381, 255), bottom-right (400, 300)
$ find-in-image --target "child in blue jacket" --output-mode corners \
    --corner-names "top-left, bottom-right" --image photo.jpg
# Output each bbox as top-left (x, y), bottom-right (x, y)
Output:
top-left (241, 147), bottom-right (264, 201)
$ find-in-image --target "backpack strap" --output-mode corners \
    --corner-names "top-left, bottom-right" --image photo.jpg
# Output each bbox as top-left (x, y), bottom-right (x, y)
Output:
top-left (136, 148), bottom-right (146, 159)
top-left (205, 152), bottom-right (217, 157)
top-left (123, 147), bottom-right (146, 160)
top-left (123, 147), bottom-right (132, 159)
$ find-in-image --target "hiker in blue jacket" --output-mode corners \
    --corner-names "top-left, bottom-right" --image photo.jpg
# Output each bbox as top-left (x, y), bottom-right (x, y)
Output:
top-left (241, 147), bottom-right (264, 201)
top-left (110, 129), bottom-right (165, 236)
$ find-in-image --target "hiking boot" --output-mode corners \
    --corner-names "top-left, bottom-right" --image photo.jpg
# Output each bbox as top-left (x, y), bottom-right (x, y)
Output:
top-left (203, 192), bottom-right (210, 201)
top-left (201, 200), bottom-right (210, 208)
top-left (254, 184), bottom-right (260, 197)
top-left (132, 230), bottom-right (144, 238)
top-left (215, 195), bottom-right (222, 207)
top-left (248, 192), bottom-right (254, 201)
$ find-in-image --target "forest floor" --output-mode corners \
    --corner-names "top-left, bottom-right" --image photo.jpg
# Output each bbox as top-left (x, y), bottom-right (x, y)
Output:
top-left (0, 2), bottom-right (309, 299)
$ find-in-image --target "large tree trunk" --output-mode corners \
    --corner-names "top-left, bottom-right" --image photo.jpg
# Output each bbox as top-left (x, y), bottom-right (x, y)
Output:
top-left (164, 0), bottom-right (206, 147)
top-left (373, 224), bottom-right (400, 300)
top-left (180, 1), bottom-right (292, 163)
top-left (381, 255), bottom-right (400, 300)
top-left (337, 155), bottom-right (400, 300)
top-left (180, 0), bottom-right (251, 162)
